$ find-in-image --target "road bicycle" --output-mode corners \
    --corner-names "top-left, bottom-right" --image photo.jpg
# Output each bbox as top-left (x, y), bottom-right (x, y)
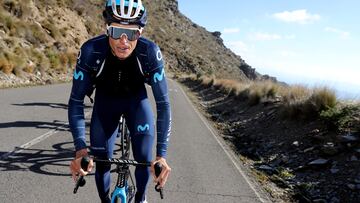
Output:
top-left (73, 115), bottom-right (163, 202)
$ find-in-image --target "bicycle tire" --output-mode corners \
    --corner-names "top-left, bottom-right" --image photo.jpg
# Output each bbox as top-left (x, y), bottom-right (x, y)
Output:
top-left (122, 118), bottom-right (136, 203)
top-left (119, 116), bottom-right (131, 159)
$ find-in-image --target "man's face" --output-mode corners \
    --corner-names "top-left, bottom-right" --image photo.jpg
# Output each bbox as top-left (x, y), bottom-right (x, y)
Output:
top-left (108, 23), bottom-right (142, 60)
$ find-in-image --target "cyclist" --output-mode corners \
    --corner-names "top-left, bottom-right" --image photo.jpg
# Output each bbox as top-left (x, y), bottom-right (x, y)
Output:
top-left (68, 0), bottom-right (172, 202)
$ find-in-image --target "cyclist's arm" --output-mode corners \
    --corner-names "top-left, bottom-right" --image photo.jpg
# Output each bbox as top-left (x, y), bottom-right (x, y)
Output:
top-left (147, 45), bottom-right (171, 158)
top-left (68, 44), bottom-right (94, 152)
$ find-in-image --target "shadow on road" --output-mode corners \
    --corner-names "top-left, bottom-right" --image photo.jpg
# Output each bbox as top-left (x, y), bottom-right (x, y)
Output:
top-left (0, 141), bottom-right (122, 177)
top-left (0, 102), bottom-right (93, 131)
top-left (13, 102), bottom-right (69, 109)
top-left (0, 141), bottom-right (75, 176)
top-left (0, 120), bottom-right (70, 131)
top-left (12, 102), bottom-right (93, 110)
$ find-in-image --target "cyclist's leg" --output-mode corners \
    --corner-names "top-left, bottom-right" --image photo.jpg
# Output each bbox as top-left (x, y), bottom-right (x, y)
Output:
top-left (125, 94), bottom-right (154, 203)
top-left (90, 101), bottom-right (121, 203)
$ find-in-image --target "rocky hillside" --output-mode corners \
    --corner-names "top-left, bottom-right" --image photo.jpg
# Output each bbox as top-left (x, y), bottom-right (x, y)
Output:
top-left (0, 0), bottom-right (263, 87)
top-left (144, 0), bottom-right (259, 80)
top-left (0, 0), bottom-right (104, 86)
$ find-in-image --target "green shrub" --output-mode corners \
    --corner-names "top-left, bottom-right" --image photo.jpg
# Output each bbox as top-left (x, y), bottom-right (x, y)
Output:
top-left (196, 72), bottom-right (202, 79)
top-left (46, 50), bottom-right (61, 70)
top-left (320, 105), bottom-right (360, 132)
top-left (4, 15), bottom-right (14, 30)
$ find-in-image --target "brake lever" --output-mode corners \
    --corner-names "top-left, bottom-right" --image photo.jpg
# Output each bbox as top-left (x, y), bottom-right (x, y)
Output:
top-left (73, 156), bottom-right (90, 194)
top-left (154, 162), bottom-right (164, 199)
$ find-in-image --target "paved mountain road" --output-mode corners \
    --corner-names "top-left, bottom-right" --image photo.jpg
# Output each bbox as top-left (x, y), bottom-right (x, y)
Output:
top-left (0, 80), bottom-right (271, 202)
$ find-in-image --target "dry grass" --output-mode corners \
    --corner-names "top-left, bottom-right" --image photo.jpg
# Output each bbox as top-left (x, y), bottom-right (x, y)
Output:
top-left (3, 14), bottom-right (14, 31)
top-left (42, 19), bottom-right (61, 39)
top-left (213, 78), bottom-right (243, 96)
top-left (282, 87), bottom-right (337, 119)
top-left (0, 51), bottom-right (25, 76)
top-left (182, 73), bottom-right (360, 133)
top-left (58, 51), bottom-right (77, 72)
top-left (0, 0), bottom-right (95, 75)
top-left (280, 85), bottom-right (311, 103)
top-left (66, 52), bottom-right (77, 68)
top-left (246, 81), bottom-right (281, 105)
top-left (0, 54), bottom-right (13, 74)
top-left (188, 75), bottom-right (281, 104)
top-left (186, 74), bottom-right (339, 119)
top-left (199, 75), bottom-right (216, 87)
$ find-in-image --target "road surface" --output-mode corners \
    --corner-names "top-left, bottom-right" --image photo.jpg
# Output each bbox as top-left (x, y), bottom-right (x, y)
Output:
top-left (0, 79), bottom-right (270, 202)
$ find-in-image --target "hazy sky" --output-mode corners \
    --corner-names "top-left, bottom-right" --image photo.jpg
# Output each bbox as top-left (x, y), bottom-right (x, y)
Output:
top-left (178, 0), bottom-right (360, 98)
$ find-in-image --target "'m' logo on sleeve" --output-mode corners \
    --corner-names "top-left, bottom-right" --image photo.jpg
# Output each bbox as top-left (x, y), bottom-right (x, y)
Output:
top-left (137, 124), bottom-right (150, 132)
top-left (74, 70), bottom-right (84, 81)
top-left (153, 69), bottom-right (165, 83)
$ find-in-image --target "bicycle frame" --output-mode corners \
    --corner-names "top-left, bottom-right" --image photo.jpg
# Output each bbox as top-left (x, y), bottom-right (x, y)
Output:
top-left (74, 115), bottom-right (157, 202)
top-left (112, 115), bottom-right (150, 203)
top-left (112, 115), bottom-right (133, 203)
top-left (109, 116), bottom-right (163, 202)
top-left (94, 158), bottom-right (150, 203)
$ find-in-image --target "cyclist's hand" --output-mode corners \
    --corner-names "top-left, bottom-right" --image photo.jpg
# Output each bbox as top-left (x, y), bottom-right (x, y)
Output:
top-left (151, 157), bottom-right (171, 188)
top-left (70, 149), bottom-right (94, 182)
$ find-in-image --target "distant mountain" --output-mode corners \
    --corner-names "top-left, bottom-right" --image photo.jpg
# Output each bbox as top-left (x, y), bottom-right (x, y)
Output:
top-left (0, 0), bottom-right (270, 86)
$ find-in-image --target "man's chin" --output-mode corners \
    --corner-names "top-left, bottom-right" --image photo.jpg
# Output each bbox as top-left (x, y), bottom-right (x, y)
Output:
top-left (115, 52), bottom-right (130, 60)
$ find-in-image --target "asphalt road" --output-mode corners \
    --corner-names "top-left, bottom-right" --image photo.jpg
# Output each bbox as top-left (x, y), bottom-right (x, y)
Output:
top-left (0, 79), bottom-right (271, 203)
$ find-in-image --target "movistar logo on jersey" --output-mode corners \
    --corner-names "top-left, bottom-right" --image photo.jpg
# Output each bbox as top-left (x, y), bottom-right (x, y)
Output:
top-left (153, 69), bottom-right (165, 83)
top-left (137, 124), bottom-right (150, 132)
top-left (73, 70), bottom-right (84, 81)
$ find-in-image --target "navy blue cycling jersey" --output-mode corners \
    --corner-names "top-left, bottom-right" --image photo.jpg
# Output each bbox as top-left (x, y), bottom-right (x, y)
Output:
top-left (96, 50), bottom-right (145, 96)
top-left (68, 35), bottom-right (171, 157)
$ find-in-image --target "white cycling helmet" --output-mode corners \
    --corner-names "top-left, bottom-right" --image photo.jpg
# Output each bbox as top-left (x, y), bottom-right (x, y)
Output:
top-left (103, 0), bottom-right (147, 27)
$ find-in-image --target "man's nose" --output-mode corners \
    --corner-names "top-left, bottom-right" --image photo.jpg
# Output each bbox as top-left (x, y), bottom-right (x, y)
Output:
top-left (119, 34), bottom-right (128, 43)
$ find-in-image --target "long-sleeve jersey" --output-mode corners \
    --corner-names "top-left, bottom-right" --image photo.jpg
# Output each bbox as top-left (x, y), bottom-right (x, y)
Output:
top-left (68, 35), bottom-right (171, 157)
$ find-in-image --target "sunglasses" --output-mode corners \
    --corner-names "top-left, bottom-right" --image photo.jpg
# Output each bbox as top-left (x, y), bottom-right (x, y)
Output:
top-left (106, 25), bottom-right (141, 41)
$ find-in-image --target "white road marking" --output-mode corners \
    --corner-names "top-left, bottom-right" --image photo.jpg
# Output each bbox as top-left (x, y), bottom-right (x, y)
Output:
top-left (0, 111), bottom-right (92, 161)
top-left (168, 88), bottom-right (178, 92)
